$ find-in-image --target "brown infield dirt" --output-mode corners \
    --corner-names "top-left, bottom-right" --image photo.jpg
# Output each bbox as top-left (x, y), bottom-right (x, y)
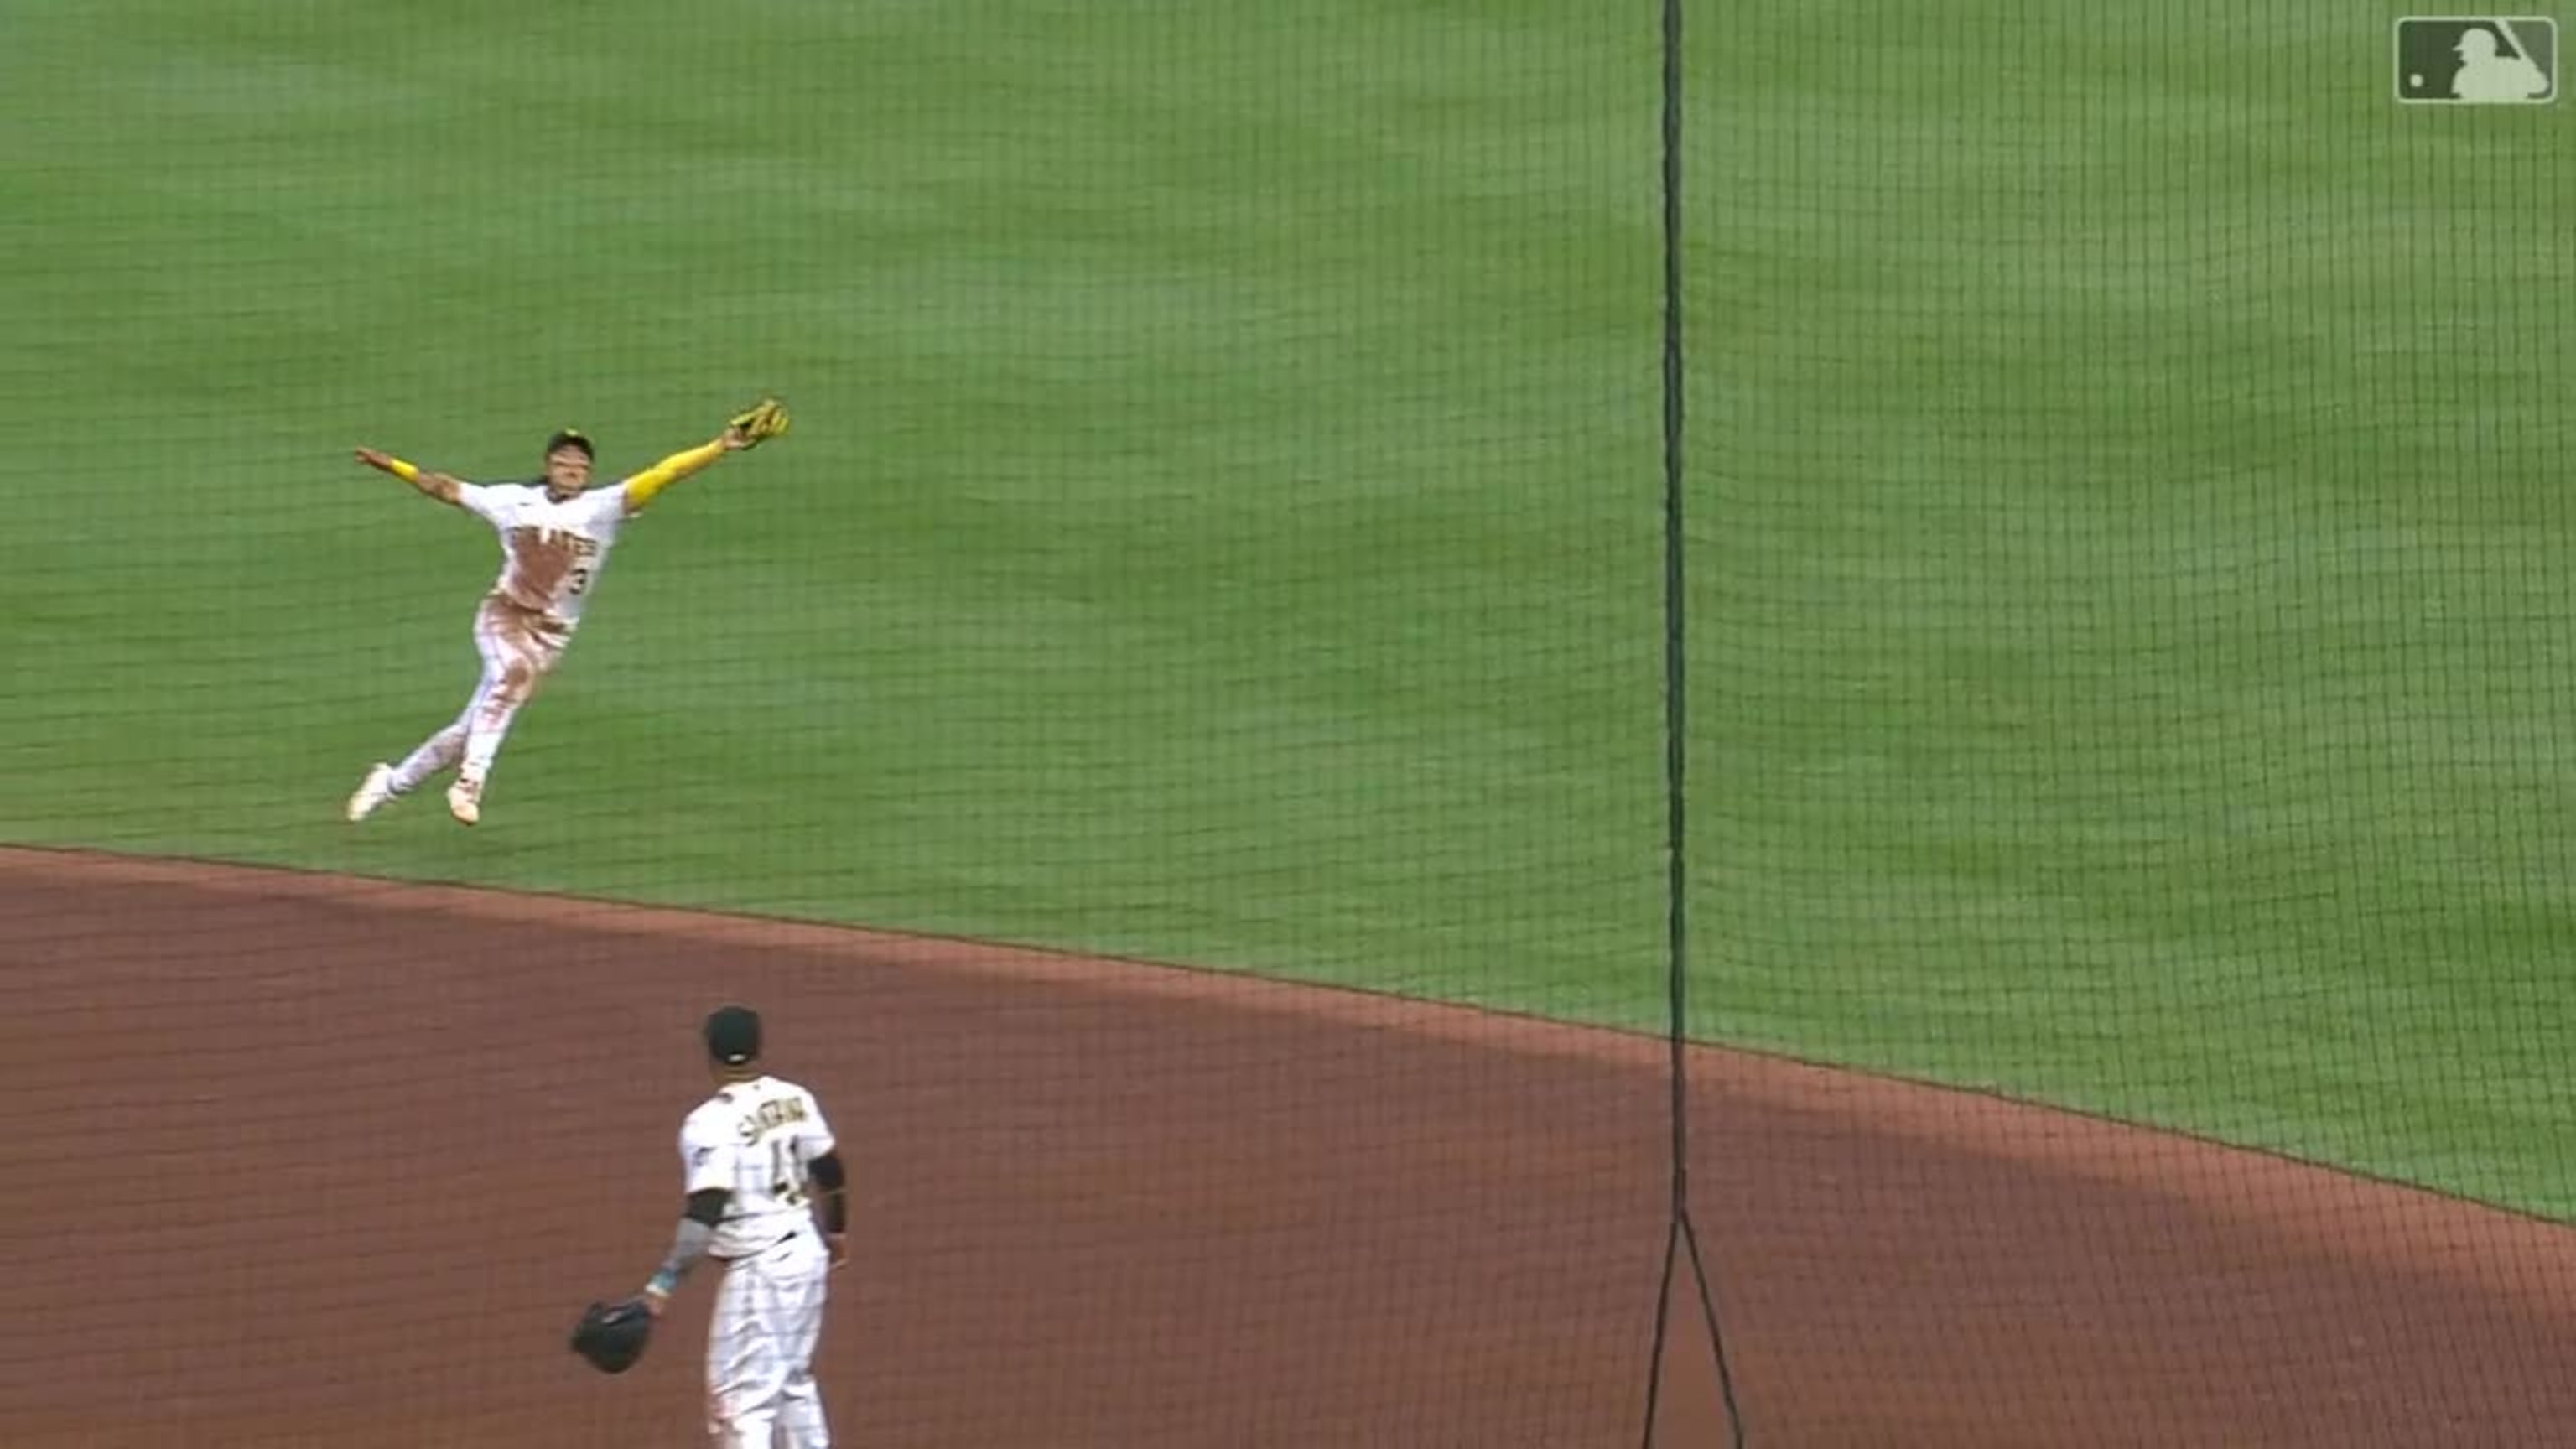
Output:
top-left (5, 845), bottom-right (2576, 1447)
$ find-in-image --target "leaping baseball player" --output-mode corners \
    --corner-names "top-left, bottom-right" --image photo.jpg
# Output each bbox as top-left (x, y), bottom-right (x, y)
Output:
top-left (342, 398), bottom-right (789, 826)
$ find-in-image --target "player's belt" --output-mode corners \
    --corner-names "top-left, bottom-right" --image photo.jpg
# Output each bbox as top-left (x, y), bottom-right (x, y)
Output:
top-left (713, 1221), bottom-right (805, 1262)
top-left (481, 590), bottom-right (572, 634)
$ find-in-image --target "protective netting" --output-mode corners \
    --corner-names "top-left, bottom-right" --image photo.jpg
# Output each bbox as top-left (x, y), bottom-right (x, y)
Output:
top-left (1684, 1), bottom-right (2576, 1441)
top-left (4, 2), bottom-right (2573, 1446)
top-left (3, 1), bottom-right (1666, 1445)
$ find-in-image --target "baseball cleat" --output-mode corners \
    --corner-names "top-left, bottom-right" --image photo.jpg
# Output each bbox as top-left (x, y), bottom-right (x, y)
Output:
top-left (446, 776), bottom-right (483, 826)
top-left (345, 763), bottom-right (395, 823)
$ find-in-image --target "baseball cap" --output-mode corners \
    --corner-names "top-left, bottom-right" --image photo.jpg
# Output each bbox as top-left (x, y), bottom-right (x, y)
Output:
top-left (704, 1005), bottom-right (761, 1066)
top-left (544, 428), bottom-right (595, 460)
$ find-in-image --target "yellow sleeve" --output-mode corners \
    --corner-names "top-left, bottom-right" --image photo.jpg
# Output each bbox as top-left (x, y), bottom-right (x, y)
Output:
top-left (621, 439), bottom-right (728, 512)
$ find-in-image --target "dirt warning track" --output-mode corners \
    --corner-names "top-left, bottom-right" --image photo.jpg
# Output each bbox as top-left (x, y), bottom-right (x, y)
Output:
top-left (3, 846), bottom-right (2572, 1446)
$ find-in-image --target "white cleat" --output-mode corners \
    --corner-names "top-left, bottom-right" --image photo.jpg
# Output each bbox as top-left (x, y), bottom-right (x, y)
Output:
top-left (345, 763), bottom-right (395, 823)
top-left (446, 776), bottom-right (483, 826)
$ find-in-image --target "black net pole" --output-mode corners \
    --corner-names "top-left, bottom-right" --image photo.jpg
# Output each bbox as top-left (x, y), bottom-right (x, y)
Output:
top-left (1639, 0), bottom-right (1745, 1441)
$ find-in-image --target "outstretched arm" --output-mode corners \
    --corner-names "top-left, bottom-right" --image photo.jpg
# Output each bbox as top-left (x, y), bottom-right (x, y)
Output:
top-left (620, 399), bottom-right (790, 514)
top-left (354, 448), bottom-right (468, 506)
top-left (618, 431), bottom-right (745, 514)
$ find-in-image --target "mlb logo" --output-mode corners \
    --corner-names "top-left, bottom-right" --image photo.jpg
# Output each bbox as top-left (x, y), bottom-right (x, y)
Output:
top-left (2395, 17), bottom-right (2558, 102)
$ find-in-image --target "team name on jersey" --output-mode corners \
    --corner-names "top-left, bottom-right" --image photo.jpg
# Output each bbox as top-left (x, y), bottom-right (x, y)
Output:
top-left (509, 527), bottom-right (602, 557)
top-left (735, 1095), bottom-right (809, 1144)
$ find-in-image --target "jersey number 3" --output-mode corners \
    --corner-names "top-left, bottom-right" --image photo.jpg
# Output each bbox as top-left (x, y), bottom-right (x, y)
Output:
top-left (766, 1138), bottom-right (808, 1208)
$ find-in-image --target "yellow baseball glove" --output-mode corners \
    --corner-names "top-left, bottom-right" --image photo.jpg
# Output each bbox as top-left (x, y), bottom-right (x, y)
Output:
top-left (725, 397), bottom-right (792, 449)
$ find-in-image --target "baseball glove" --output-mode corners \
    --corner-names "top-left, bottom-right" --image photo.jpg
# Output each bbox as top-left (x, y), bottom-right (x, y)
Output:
top-left (726, 397), bottom-right (792, 449)
top-left (569, 1296), bottom-right (656, 1374)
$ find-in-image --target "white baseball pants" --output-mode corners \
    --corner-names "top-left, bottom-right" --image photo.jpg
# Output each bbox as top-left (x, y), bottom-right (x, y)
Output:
top-left (706, 1226), bottom-right (834, 1448)
top-left (386, 595), bottom-right (566, 795)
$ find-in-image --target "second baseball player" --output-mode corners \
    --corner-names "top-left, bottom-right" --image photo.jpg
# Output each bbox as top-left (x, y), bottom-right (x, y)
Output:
top-left (637, 1005), bottom-right (849, 1448)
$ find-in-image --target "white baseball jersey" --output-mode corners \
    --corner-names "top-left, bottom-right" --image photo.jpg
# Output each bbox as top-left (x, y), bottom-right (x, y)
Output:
top-left (454, 481), bottom-right (636, 626)
top-left (679, 1075), bottom-right (838, 1259)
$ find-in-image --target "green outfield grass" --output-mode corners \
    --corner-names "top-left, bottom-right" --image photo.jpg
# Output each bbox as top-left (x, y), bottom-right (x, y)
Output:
top-left (6, 2), bottom-right (2574, 1217)
top-left (1682, 1), bottom-right (2576, 1216)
